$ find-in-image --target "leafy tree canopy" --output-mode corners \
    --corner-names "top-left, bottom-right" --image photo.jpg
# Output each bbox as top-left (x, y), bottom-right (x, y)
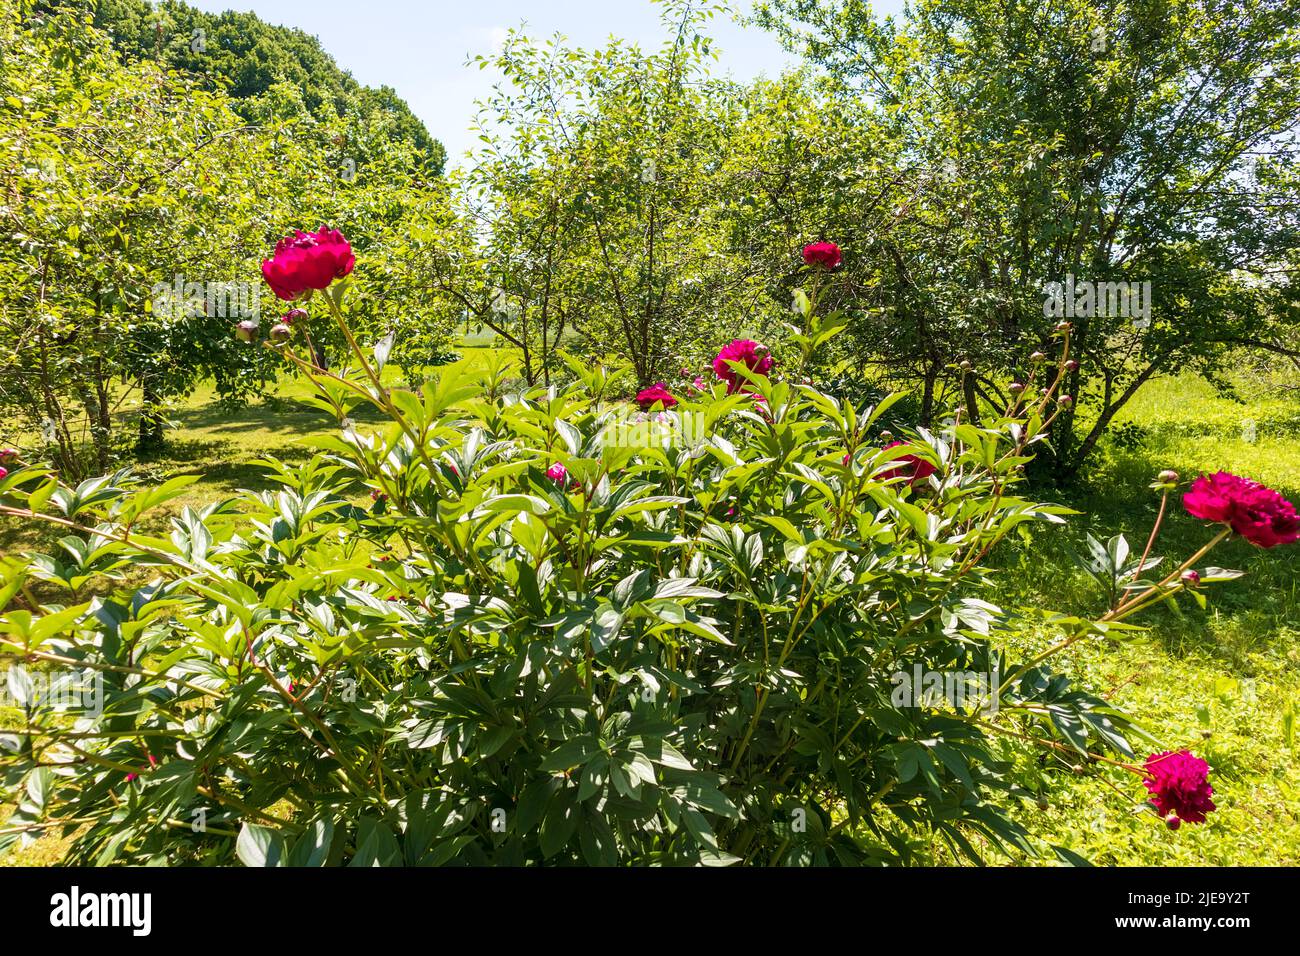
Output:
top-left (40, 0), bottom-right (446, 175)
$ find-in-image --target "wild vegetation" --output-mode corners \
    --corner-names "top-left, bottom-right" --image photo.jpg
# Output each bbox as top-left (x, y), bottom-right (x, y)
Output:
top-left (1, 0), bottom-right (1298, 866)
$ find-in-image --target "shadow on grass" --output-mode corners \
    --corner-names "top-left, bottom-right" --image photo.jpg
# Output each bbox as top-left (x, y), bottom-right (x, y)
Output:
top-left (996, 440), bottom-right (1300, 675)
top-left (165, 396), bottom-right (388, 436)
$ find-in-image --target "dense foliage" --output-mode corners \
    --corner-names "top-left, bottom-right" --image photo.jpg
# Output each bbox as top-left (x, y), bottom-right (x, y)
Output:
top-left (0, 259), bottom-right (1270, 864)
top-left (2, 0), bottom-right (1297, 868)
top-left (67, 0), bottom-right (445, 174)
top-left (756, 0), bottom-right (1300, 480)
top-left (0, 0), bottom-right (453, 477)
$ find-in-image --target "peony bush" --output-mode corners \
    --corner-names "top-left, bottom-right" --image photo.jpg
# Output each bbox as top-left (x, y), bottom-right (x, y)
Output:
top-left (0, 234), bottom-right (1290, 865)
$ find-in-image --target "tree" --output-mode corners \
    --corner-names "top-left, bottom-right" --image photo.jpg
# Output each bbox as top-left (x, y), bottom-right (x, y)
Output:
top-left (0, 1), bottom-right (456, 474)
top-left (757, 0), bottom-right (1300, 480)
top-left (427, 2), bottom-right (802, 387)
top-left (81, 0), bottom-right (446, 175)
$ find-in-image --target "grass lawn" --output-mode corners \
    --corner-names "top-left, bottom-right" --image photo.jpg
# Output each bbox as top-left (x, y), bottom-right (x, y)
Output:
top-left (985, 368), bottom-right (1300, 864)
top-left (3, 354), bottom-right (1298, 865)
top-left (0, 343), bottom-right (510, 557)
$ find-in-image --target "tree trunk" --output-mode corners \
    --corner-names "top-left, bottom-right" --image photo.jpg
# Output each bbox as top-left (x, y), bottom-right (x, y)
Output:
top-left (93, 359), bottom-right (112, 472)
top-left (962, 369), bottom-right (982, 427)
top-left (920, 363), bottom-right (938, 427)
top-left (137, 377), bottom-right (165, 454)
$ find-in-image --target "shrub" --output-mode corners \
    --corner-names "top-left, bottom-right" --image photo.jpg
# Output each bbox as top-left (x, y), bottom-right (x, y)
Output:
top-left (0, 266), bottom-right (1266, 866)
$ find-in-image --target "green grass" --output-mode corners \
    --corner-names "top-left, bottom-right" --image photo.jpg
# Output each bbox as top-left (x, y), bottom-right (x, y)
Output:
top-left (3, 354), bottom-right (1298, 865)
top-left (983, 365), bottom-right (1300, 865)
top-left (0, 345), bottom-right (510, 557)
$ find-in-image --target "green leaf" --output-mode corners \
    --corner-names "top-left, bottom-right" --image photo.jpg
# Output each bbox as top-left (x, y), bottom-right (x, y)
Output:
top-left (236, 824), bottom-right (287, 867)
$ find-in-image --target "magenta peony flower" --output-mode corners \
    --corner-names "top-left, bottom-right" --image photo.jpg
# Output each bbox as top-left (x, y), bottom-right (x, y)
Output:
top-left (1183, 471), bottom-right (1300, 548)
top-left (635, 383), bottom-right (678, 410)
top-left (712, 339), bottom-right (773, 394)
top-left (545, 462), bottom-right (569, 486)
top-left (1143, 750), bottom-right (1215, 825)
top-left (0, 467), bottom-right (7, 480)
top-left (802, 241), bottom-right (842, 269)
top-left (261, 227), bottom-right (355, 301)
top-left (879, 440), bottom-right (938, 488)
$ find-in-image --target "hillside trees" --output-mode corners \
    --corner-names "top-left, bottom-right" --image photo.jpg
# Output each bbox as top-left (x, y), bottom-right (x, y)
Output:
top-left (83, 0), bottom-right (446, 175)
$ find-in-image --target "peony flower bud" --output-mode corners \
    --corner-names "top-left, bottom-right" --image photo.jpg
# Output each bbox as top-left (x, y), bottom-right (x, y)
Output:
top-left (284, 308), bottom-right (309, 325)
top-left (235, 320), bottom-right (258, 343)
top-left (1055, 321), bottom-right (1072, 332)
top-left (1059, 395), bottom-right (1073, 406)
top-left (0, 448), bottom-right (16, 465)
top-left (1181, 569), bottom-right (1200, 586)
top-left (635, 383), bottom-right (678, 410)
top-left (0, 467), bottom-right (7, 480)
top-left (1009, 382), bottom-right (1025, 394)
top-left (1159, 470), bottom-right (1179, 484)
top-left (1166, 815), bottom-right (1181, 831)
top-left (1065, 359), bottom-right (1080, 372)
top-left (1030, 351), bottom-right (1046, 363)
top-left (270, 322), bottom-right (292, 344)
top-left (959, 360), bottom-right (972, 372)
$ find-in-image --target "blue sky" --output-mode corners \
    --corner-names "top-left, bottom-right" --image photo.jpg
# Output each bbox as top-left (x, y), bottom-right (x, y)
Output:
top-left (184, 0), bottom-right (905, 167)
